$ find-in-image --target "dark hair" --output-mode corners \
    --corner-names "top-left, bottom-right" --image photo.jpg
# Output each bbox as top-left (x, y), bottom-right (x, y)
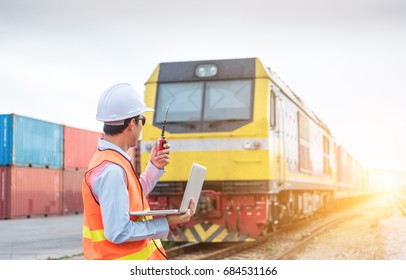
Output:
top-left (103, 115), bottom-right (139, 136)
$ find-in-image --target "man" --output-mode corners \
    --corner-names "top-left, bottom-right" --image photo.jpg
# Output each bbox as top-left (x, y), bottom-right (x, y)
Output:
top-left (82, 83), bottom-right (194, 260)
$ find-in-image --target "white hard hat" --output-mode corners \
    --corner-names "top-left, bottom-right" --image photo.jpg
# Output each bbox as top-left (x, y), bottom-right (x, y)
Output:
top-left (96, 83), bottom-right (154, 125)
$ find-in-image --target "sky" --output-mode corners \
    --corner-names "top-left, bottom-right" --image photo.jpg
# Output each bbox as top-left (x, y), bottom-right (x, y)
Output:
top-left (1, 0), bottom-right (405, 171)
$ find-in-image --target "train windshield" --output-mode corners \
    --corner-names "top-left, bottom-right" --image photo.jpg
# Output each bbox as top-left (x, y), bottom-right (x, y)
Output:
top-left (155, 79), bottom-right (253, 133)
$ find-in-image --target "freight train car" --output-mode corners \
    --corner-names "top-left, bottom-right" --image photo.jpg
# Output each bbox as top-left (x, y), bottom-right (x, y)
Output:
top-left (335, 145), bottom-right (367, 198)
top-left (140, 58), bottom-right (366, 241)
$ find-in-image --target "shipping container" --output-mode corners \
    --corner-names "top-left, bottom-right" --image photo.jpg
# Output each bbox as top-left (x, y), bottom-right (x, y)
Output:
top-left (63, 126), bottom-right (102, 169)
top-left (0, 166), bottom-right (61, 219)
top-left (0, 167), bottom-right (11, 219)
top-left (0, 114), bottom-right (63, 169)
top-left (62, 168), bottom-right (85, 214)
top-left (0, 115), bottom-right (13, 165)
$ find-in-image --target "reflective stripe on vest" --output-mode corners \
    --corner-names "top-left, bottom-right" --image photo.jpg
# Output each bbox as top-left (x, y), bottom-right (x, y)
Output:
top-left (117, 239), bottom-right (165, 260)
top-left (82, 149), bottom-right (166, 260)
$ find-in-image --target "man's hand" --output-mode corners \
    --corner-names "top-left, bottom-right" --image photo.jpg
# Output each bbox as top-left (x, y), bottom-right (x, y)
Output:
top-left (167, 198), bottom-right (196, 225)
top-left (150, 141), bottom-right (171, 169)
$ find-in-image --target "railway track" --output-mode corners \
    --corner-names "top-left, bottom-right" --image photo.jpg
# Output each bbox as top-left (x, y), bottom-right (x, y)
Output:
top-left (166, 242), bottom-right (237, 260)
top-left (274, 214), bottom-right (359, 260)
top-left (165, 194), bottom-right (378, 260)
top-left (166, 213), bottom-right (361, 260)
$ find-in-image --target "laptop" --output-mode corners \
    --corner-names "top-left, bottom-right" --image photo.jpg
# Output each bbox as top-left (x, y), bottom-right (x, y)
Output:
top-left (128, 163), bottom-right (207, 216)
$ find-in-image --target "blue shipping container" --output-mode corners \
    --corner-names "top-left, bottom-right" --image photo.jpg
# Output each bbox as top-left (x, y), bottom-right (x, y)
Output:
top-left (0, 114), bottom-right (63, 168)
top-left (0, 115), bottom-right (13, 165)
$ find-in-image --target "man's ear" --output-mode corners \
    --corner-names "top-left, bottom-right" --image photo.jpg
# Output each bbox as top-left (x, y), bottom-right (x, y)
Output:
top-left (128, 118), bottom-right (136, 130)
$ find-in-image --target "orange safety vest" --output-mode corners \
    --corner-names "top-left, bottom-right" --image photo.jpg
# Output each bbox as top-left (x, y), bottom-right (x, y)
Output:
top-left (82, 149), bottom-right (167, 260)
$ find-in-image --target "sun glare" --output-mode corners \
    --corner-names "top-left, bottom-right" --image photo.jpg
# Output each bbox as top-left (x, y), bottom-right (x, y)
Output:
top-left (368, 171), bottom-right (405, 191)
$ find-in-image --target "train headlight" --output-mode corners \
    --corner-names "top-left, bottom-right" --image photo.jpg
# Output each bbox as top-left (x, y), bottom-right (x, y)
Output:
top-left (243, 140), bottom-right (261, 150)
top-left (243, 141), bottom-right (253, 150)
top-left (195, 64), bottom-right (218, 77)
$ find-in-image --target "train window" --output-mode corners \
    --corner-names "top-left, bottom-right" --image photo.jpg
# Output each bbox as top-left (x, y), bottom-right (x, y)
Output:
top-left (155, 79), bottom-right (253, 133)
top-left (204, 80), bottom-right (251, 120)
top-left (155, 82), bottom-right (203, 123)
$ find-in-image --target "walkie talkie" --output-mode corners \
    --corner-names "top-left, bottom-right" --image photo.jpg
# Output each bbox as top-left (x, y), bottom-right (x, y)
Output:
top-left (156, 105), bottom-right (169, 155)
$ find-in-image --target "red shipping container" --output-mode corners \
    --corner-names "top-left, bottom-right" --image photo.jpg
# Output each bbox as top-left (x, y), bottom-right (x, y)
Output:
top-left (0, 167), bottom-right (11, 219)
top-left (62, 168), bottom-right (85, 214)
top-left (0, 166), bottom-right (61, 219)
top-left (63, 126), bottom-right (102, 170)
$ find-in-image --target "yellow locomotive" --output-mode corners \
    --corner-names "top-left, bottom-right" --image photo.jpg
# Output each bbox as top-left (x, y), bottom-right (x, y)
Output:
top-left (140, 58), bottom-right (366, 242)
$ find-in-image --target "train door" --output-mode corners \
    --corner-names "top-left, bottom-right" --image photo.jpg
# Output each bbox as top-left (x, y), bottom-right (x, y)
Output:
top-left (269, 86), bottom-right (287, 231)
top-left (274, 92), bottom-right (286, 186)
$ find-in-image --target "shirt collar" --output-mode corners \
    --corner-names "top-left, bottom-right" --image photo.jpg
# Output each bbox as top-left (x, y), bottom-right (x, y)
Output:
top-left (98, 138), bottom-right (131, 161)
